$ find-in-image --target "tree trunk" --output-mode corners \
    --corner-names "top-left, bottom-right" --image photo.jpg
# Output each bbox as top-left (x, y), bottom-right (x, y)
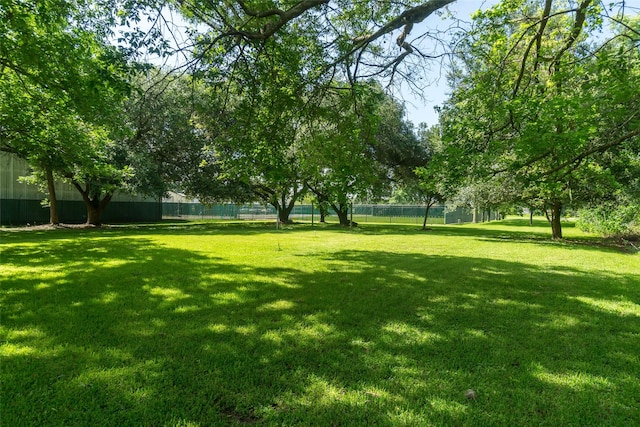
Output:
top-left (86, 202), bottom-right (103, 226)
top-left (544, 202), bottom-right (563, 239)
top-left (472, 206), bottom-right (478, 223)
top-left (86, 193), bottom-right (112, 226)
top-left (306, 184), bottom-right (329, 223)
top-left (72, 182), bottom-right (112, 226)
top-left (331, 202), bottom-right (352, 226)
top-left (529, 209), bottom-right (534, 226)
top-left (45, 166), bottom-right (59, 225)
top-left (272, 187), bottom-right (304, 224)
top-left (422, 203), bottom-right (434, 230)
top-left (336, 206), bottom-right (349, 226)
top-left (276, 201), bottom-right (295, 224)
top-left (277, 209), bottom-right (292, 224)
top-left (487, 208), bottom-right (491, 222)
top-left (319, 205), bottom-right (327, 223)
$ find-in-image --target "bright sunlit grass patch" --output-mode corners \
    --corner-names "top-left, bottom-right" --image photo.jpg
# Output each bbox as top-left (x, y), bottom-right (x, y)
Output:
top-left (1, 218), bottom-right (639, 425)
top-left (531, 364), bottom-right (614, 391)
top-left (572, 296), bottom-right (640, 317)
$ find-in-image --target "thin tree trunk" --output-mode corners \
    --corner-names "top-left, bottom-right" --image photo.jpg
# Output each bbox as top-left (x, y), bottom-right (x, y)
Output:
top-left (350, 201), bottom-right (353, 228)
top-left (422, 202), bottom-right (434, 230)
top-left (45, 166), bottom-right (59, 225)
top-left (306, 184), bottom-right (328, 223)
top-left (472, 206), bottom-right (478, 224)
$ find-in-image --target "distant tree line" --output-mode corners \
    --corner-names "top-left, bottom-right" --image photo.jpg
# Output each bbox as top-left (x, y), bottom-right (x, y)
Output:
top-left (1, 0), bottom-right (637, 238)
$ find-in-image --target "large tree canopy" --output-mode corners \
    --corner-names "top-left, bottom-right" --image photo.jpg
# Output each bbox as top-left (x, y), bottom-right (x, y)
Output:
top-left (176, 0), bottom-right (456, 86)
top-left (438, 0), bottom-right (640, 238)
top-left (0, 0), bottom-right (137, 224)
top-left (3, 0), bottom-right (639, 235)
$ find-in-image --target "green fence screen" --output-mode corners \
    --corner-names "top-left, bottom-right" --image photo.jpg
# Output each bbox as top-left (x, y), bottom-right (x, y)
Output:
top-left (1, 199), bottom-right (162, 226)
top-left (162, 203), bottom-right (475, 225)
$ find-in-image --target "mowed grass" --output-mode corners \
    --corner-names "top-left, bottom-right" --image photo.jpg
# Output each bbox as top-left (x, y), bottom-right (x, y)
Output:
top-left (1, 219), bottom-right (639, 426)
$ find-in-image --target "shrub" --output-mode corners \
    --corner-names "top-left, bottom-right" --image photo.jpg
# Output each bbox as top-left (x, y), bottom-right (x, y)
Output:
top-left (577, 204), bottom-right (640, 237)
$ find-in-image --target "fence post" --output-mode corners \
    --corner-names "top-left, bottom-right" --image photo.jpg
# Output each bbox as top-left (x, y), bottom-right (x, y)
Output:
top-left (350, 201), bottom-right (353, 229)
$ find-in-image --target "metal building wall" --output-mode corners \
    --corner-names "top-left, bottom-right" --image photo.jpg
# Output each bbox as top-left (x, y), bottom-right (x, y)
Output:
top-left (0, 152), bottom-right (162, 225)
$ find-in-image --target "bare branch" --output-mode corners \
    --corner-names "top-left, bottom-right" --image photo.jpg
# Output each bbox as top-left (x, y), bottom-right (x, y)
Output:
top-left (351, 0), bottom-right (456, 47)
top-left (236, 0), bottom-right (284, 18)
top-left (550, 0), bottom-right (592, 66)
top-left (513, 0), bottom-right (552, 97)
top-left (198, 0), bottom-right (330, 40)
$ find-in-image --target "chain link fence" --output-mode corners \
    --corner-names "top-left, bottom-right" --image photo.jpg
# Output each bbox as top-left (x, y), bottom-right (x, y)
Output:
top-left (163, 203), bottom-right (474, 224)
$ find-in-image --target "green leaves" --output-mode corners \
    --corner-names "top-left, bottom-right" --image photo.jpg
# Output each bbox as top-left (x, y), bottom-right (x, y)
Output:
top-left (0, 0), bottom-right (143, 224)
top-left (438, 0), bottom-right (640, 237)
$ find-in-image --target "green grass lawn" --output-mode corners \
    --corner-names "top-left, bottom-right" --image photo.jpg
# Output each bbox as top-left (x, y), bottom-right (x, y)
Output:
top-left (2, 219), bottom-right (639, 426)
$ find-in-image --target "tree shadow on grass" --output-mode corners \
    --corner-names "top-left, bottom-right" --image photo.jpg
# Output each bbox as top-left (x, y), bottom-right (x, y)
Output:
top-left (352, 218), bottom-right (637, 255)
top-left (6, 217), bottom-right (625, 255)
top-left (2, 235), bottom-right (639, 426)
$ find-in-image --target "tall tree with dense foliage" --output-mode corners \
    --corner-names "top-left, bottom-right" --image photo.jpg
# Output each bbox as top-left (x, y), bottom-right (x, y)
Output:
top-left (124, 71), bottom-right (217, 198)
top-left (185, 30), bottom-right (312, 223)
top-left (0, 0), bottom-right (137, 225)
top-left (299, 82), bottom-right (392, 226)
top-left (439, 0), bottom-right (640, 238)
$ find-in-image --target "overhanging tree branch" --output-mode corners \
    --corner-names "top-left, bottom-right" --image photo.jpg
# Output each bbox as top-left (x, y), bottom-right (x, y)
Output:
top-left (544, 127), bottom-right (640, 177)
top-left (513, 0), bottom-right (552, 96)
top-left (550, 0), bottom-right (592, 67)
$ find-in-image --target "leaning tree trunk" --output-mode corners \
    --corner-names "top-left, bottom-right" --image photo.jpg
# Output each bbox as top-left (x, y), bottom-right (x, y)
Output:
top-left (45, 166), bottom-right (59, 225)
top-left (422, 204), bottom-right (433, 230)
top-left (279, 192), bottom-right (298, 224)
top-left (545, 202), bottom-right (563, 240)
